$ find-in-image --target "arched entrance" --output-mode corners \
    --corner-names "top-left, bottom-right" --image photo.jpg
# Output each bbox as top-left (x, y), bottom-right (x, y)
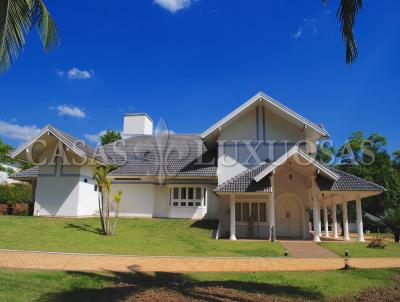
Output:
top-left (276, 193), bottom-right (303, 238)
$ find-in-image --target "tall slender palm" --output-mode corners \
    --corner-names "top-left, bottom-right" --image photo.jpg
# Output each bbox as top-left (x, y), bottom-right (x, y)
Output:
top-left (0, 0), bottom-right (59, 73)
top-left (93, 165), bottom-right (114, 235)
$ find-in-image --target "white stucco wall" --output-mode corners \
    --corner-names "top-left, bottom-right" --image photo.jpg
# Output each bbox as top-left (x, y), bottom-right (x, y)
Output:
top-left (34, 162), bottom-right (99, 217)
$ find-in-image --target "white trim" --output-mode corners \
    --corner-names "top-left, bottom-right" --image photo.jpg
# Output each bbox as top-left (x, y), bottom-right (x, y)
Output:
top-left (10, 125), bottom-right (86, 160)
top-left (200, 92), bottom-right (328, 139)
top-left (253, 146), bottom-right (339, 183)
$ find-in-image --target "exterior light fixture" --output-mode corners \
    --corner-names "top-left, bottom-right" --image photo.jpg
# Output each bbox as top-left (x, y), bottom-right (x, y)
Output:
top-left (284, 249), bottom-right (288, 257)
top-left (344, 248), bottom-right (349, 258)
top-left (344, 257), bottom-right (350, 270)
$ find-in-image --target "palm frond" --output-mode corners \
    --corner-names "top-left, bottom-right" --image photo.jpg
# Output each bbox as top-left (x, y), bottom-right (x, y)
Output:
top-left (0, 0), bottom-right (32, 72)
top-left (337, 0), bottom-right (363, 64)
top-left (31, 0), bottom-right (60, 52)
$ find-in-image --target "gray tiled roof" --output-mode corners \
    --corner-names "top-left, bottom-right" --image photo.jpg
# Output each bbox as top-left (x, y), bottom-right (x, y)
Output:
top-left (50, 126), bottom-right (106, 163)
top-left (215, 162), bottom-right (272, 193)
top-left (215, 163), bottom-right (384, 193)
top-left (316, 169), bottom-right (385, 192)
top-left (11, 166), bottom-right (38, 180)
top-left (101, 134), bottom-right (218, 177)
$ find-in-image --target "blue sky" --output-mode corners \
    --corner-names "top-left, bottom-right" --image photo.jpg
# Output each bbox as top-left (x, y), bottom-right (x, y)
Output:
top-left (0, 0), bottom-right (399, 153)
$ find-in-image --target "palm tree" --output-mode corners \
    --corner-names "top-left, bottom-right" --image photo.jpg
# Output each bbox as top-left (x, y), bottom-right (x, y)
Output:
top-left (0, 0), bottom-right (59, 73)
top-left (336, 0), bottom-right (363, 63)
top-left (93, 165), bottom-right (114, 235)
top-left (380, 207), bottom-right (400, 243)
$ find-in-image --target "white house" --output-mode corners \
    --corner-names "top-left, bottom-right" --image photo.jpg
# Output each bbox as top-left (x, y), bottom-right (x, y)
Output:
top-left (11, 92), bottom-right (384, 242)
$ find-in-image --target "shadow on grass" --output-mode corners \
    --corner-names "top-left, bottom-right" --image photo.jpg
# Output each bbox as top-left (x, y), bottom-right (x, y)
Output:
top-left (37, 270), bottom-right (322, 302)
top-left (190, 219), bottom-right (218, 230)
top-left (64, 223), bottom-right (103, 235)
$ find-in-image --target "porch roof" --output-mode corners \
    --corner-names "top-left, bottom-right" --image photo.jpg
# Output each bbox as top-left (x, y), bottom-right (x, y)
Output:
top-left (215, 162), bottom-right (272, 193)
top-left (10, 166), bottom-right (38, 182)
top-left (215, 160), bottom-right (385, 194)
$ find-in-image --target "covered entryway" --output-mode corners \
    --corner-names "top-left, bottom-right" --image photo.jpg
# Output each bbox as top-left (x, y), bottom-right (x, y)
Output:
top-left (276, 194), bottom-right (303, 238)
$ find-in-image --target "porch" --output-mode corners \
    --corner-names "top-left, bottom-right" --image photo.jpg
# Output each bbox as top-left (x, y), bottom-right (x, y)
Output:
top-left (215, 147), bottom-right (385, 242)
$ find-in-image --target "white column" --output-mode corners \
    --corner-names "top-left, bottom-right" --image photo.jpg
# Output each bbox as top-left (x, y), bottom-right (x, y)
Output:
top-left (323, 201), bottom-right (329, 237)
top-left (342, 198), bottom-right (350, 241)
top-left (332, 203), bottom-right (338, 239)
top-left (269, 174), bottom-right (275, 241)
top-left (230, 195), bottom-right (237, 240)
top-left (312, 177), bottom-right (321, 242)
top-left (356, 195), bottom-right (365, 242)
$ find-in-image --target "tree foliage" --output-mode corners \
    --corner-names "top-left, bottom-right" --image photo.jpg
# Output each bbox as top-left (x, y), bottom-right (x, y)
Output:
top-left (99, 130), bottom-right (122, 146)
top-left (93, 165), bottom-right (122, 236)
top-left (0, 0), bottom-right (59, 73)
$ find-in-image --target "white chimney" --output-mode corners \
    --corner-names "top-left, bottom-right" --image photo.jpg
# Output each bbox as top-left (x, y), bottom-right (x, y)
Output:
top-left (123, 113), bottom-right (153, 137)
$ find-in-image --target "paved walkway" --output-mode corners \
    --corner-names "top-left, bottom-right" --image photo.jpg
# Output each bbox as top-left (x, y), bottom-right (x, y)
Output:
top-left (280, 240), bottom-right (339, 258)
top-left (1, 250), bottom-right (400, 273)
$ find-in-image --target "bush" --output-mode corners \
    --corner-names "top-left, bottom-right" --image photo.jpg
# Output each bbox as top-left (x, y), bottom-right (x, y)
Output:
top-left (367, 236), bottom-right (387, 249)
top-left (0, 184), bottom-right (31, 206)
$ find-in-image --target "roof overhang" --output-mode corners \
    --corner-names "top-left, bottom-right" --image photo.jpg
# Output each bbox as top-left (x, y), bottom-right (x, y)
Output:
top-left (253, 146), bottom-right (340, 182)
top-left (10, 125), bottom-right (86, 161)
top-left (201, 92), bottom-right (329, 141)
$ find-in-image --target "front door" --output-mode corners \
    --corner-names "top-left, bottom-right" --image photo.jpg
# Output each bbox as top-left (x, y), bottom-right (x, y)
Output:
top-left (276, 195), bottom-right (302, 237)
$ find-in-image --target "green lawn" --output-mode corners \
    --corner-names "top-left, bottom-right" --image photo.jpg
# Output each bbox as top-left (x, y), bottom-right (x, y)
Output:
top-left (0, 216), bottom-right (284, 257)
top-left (0, 268), bottom-right (399, 301)
top-left (319, 242), bottom-right (400, 258)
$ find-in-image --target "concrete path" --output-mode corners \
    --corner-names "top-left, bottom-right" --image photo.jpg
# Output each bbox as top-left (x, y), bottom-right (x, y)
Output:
top-left (280, 240), bottom-right (339, 258)
top-left (1, 250), bottom-right (400, 273)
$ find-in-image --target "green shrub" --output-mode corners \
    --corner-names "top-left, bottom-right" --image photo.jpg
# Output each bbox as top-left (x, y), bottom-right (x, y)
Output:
top-left (0, 184), bottom-right (31, 205)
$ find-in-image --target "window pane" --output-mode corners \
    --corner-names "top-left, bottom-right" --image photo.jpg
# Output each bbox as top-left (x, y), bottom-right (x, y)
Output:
top-left (195, 188), bottom-right (202, 199)
top-left (259, 202), bottom-right (267, 222)
top-left (173, 188), bottom-right (179, 199)
top-left (188, 188), bottom-right (194, 199)
top-left (181, 188), bottom-right (187, 199)
top-left (181, 202), bottom-right (186, 206)
top-left (188, 202), bottom-right (194, 206)
top-left (235, 203), bottom-right (241, 222)
top-left (195, 201), bottom-right (201, 206)
top-left (173, 202), bottom-right (179, 206)
top-left (251, 203), bottom-right (259, 222)
top-left (242, 203), bottom-right (250, 222)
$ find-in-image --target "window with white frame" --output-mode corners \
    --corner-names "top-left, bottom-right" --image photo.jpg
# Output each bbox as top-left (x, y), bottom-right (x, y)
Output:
top-left (170, 186), bottom-right (207, 207)
top-left (235, 202), bottom-right (267, 223)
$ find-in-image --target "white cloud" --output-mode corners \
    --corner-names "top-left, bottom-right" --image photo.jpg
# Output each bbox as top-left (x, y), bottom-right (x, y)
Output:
top-left (53, 105), bottom-right (86, 118)
top-left (56, 70), bottom-right (65, 77)
top-left (0, 121), bottom-right (41, 141)
top-left (292, 18), bottom-right (318, 40)
top-left (154, 0), bottom-right (192, 13)
top-left (84, 131), bottom-right (106, 143)
top-left (67, 67), bottom-right (93, 79)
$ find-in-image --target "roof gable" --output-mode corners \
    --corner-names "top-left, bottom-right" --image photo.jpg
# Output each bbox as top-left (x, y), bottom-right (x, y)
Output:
top-left (253, 146), bottom-right (340, 182)
top-left (201, 92), bottom-right (328, 140)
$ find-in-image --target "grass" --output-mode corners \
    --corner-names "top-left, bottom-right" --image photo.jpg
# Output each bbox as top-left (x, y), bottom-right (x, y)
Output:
top-left (0, 268), bottom-right (398, 301)
top-left (319, 242), bottom-right (400, 258)
top-left (0, 216), bottom-right (284, 257)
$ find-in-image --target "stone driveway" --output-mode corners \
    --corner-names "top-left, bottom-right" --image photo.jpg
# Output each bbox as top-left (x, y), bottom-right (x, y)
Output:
top-left (1, 249), bottom-right (400, 273)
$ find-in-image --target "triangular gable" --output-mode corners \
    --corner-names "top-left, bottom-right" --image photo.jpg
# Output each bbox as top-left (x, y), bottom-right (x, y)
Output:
top-left (253, 146), bottom-right (339, 182)
top-left (10, 125), bottom-right (108, 165)
top-left (201, 92), bottom-right (329, 140)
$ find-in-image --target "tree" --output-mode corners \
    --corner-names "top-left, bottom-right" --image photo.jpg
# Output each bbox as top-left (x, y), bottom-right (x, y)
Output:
top-left (393, 150), bottom-right (400, 168)
top-left (93, 165), bottom-right (123, 236)
top-left (0, 139), bottom-right (15, 175)
top-left (0, 0), bottom-right (59, 73)
top-left (380, 207), bottom-right (400, 243)
top-left (99, 130), bottom-right (122, 146)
